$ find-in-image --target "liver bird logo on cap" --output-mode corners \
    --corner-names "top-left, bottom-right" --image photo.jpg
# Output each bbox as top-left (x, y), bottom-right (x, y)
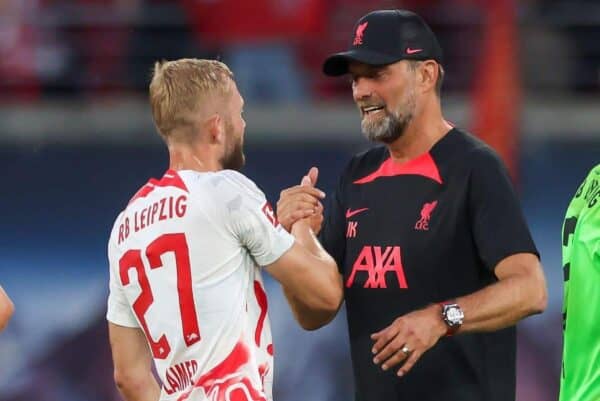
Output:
top-left (353, 21), bottom-right (368, 46)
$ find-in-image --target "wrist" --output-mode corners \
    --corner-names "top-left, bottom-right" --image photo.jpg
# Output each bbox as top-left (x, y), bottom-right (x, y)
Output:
top-left (291, 219), bottom-right (312, 233)
top-left (428, 303), bottom-right (448, 339)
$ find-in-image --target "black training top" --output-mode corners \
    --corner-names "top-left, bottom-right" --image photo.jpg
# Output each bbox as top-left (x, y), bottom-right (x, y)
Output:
top-left (320, 128), bottom-right (538, 401)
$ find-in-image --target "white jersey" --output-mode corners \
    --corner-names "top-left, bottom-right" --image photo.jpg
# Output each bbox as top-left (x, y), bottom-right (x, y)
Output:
top-left (106, 169), bottom-right (294, 401)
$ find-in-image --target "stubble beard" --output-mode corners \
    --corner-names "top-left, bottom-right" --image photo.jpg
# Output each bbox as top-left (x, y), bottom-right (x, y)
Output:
top-left (221, 140), bottom-right (245, 171)
top-left (360, 91), bottom-right (416, 144)
top-left (220, 119), bottom-right (245, 171)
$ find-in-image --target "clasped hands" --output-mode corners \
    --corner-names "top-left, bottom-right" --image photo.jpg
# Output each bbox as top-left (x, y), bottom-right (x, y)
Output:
top-left (276, 166), bottom-right (325, 234)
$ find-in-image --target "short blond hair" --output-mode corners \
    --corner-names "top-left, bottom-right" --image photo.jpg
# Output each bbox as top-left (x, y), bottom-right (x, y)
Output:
top-left (149, 58), bottom-right (234, 139)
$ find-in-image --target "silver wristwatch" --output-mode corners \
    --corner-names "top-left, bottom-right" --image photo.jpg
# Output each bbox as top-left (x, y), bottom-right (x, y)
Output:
top-left (440, 301), bottom-right (464, 336)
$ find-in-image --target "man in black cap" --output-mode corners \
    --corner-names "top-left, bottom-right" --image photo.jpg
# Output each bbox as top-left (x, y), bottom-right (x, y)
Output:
top-left (276, 9), bottom-right (548, 401)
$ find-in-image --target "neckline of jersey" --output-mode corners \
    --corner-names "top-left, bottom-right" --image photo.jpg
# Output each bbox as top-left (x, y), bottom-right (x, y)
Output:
top-left (385, 127), bottom-right (457, 166)
top-left (352, 129), bottom-right (455, 185)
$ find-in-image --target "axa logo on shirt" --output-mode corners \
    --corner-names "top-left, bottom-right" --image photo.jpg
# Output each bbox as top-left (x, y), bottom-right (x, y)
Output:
top-left (346, 246), bottom-right (408, 289)
top-left (415, 200), bottom-right (437, 231)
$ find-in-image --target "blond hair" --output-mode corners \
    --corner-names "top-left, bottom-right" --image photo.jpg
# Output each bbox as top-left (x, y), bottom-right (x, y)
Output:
top-left (149, 58), bottom-right (234, 139)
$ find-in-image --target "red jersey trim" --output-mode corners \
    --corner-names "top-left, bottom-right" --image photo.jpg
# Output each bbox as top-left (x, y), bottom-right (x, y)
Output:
top-left (353, 153), bottom-right (443, 185)
top-left (129, 170), bottom-right (189, 204)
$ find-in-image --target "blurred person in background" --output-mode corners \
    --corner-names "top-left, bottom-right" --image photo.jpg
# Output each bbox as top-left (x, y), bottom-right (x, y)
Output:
top-left (0, 0), bottom-right (41, 99)
top-left (180, 0), bottom-right (326, 103)
top-left (106, 58), bottom-right (341, 401)
top-left (276, 9), bottom-right (547, 401)
top-left (560, 164), bottom-right (600, 401)
top-left (0, 286), bottom-right (15, 332)
top-left (57, 0), bottom-right (141, 94)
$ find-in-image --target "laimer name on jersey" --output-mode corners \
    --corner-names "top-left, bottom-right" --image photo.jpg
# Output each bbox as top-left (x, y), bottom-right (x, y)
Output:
top-left (164, 359), bottom-right (199, 395)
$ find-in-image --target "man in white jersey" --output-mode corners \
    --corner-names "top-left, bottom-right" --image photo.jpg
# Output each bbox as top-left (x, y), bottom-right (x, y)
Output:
top-left (106, 59), bottom-right (343, 401)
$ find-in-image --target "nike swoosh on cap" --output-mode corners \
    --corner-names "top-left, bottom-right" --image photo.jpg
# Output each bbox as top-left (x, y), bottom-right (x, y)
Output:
top-left (406, 48), bottom-right (423, 54)
top-left (346, 208), bottom-right (369, 219)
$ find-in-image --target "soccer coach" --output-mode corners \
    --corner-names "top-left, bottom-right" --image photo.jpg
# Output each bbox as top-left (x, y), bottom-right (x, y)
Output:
top-left (276, 9), bottom-right (548, 401)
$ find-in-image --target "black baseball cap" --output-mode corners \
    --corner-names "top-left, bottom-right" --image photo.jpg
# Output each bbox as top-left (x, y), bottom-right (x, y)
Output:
top-left (323, 9), bottom-right (443, 76)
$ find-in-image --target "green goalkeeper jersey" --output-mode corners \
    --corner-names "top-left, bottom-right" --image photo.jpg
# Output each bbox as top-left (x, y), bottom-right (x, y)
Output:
top-left (560, 164), bottom-right (600, 401)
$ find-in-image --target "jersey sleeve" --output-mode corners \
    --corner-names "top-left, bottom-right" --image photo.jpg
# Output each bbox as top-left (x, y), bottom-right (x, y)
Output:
top-left (319, 167), bottom-right (348, 273)
top-left (106, 224), bottom-right (139, 328)
top-left (219, 171), bottom-right (295, 267)
top-left (468, 147), bottom-right (539, 273)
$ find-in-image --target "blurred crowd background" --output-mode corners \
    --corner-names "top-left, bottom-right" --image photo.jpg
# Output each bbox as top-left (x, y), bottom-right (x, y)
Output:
top-left (1, 0), bottom-right (600, 400)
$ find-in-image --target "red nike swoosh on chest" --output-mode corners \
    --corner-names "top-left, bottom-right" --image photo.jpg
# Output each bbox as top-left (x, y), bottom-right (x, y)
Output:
top-left (346, 208), bottom-right (369, 219)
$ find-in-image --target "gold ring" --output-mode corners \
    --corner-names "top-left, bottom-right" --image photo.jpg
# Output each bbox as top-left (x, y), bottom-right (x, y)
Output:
top-left (401, 345), bottom-right (410, 355)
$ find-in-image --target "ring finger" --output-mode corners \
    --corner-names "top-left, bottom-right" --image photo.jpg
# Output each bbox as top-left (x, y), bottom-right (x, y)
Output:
top-left (381, 344), bottom-right (412, 371)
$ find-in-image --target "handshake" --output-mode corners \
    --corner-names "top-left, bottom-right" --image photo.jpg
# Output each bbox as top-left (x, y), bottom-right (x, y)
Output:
top-left (276, 167), bottom-right (326, 235)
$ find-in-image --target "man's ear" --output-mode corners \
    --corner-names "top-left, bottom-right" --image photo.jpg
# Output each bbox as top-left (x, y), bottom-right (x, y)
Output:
top-left (205, 113), bottom-right (223, 144)
top-left (419, 60), bottom-right (438, 94)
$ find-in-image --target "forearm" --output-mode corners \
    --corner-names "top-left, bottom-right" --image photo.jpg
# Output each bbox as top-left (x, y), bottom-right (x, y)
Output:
top-left (455, 258), bottom-right (547, 333)
top-left (288, 222), bottom-right (342, 307)
top-left (270, 256), bottom-right (341, 313)
top-left (282, 286), bottom-right (338, 330)
top-left (110, 323), bottom-right (160, 401)
top-left (267, 221), bottom-right (343, 326)
top-left (291, 220), bottom-right (327, 258)
top-left (115, 371), bottom-right (160, 401)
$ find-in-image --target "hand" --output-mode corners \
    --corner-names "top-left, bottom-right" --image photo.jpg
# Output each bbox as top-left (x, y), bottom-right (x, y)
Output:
top-left (370, 304), bottom-right (447, 377)
top-left (277, 167), bottom-right (325, 234)
top-left (293, 201), bottom-right (324, 235)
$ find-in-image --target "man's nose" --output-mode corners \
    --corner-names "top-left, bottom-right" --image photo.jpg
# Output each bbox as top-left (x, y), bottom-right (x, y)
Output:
top-left (352, 78), bottom-right (373, 101)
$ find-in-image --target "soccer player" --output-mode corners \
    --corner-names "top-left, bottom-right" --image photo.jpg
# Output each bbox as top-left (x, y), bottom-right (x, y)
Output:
top-left (0, 285), bottom-right (14, 332)
top-left (560, 164), bottom-right (600, 401)
top-left (106, 59), bottom-right (341, 401)
top-left (276, 9), bottom-right (547, 401)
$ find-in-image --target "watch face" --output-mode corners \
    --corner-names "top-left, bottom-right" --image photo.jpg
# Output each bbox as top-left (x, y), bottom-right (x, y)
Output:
top-left (447, 307), bottom-right (462, 321)
top-left (444, 305), bottom-right (464, 326)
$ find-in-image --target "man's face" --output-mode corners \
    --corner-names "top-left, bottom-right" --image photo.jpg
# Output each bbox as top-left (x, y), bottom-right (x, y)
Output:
top-left (220, 82), bottom-right (246, 171)
top-left (349, 60), bottom-right (417, 144)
